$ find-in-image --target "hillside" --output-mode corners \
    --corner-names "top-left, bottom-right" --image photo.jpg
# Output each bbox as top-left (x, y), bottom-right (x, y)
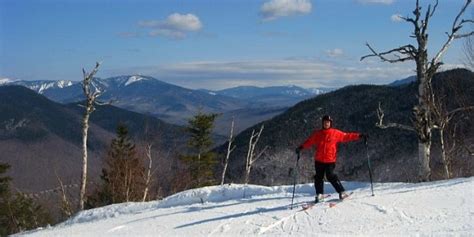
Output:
top-left (3, 76), bottom-right (251, 126)
top-left (221, 69), bottom-right (474, 185)
top-left (0, 86), bottom-right (188, 194)
top-left (17, 177), bottom-right (474, 236)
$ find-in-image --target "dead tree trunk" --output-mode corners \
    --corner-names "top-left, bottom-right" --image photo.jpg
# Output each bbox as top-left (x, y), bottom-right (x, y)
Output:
top-left (221, 117), bottom-right (236, 185)
top-left (361, 0), bottom-right (473, 181)
top-left (244, 124), bottom-right (265, 185)
top-left (55, 171), bottom-right (72, 217)
top-left (142, 144), bottom-right (153, 202)
top-left (80, 62), bottom-right (102, 210)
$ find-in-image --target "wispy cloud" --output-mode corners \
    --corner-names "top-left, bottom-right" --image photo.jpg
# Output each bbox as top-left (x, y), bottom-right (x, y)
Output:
top-left (326, 48), bottom-right (344, 58)
top-left (260, 0), bottom-right (312, 21)
top-left (138, 13), bottom-right (202, 39)
top-left (117, 32), bottom-right (140, 38)
top-left (357, 0), bottom-right (395, 5)
top-left (108, 59), bottom-right (414, 90)
top-left (391, 14), bottom-right (403, 22)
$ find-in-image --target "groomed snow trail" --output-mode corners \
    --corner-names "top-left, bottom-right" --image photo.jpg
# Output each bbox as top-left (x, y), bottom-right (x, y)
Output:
top-left (18, 177), bottom-right (474, 236)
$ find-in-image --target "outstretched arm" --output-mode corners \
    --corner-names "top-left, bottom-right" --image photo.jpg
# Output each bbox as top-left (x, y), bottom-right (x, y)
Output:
top-left (337, 130), bottom-right (361, 143)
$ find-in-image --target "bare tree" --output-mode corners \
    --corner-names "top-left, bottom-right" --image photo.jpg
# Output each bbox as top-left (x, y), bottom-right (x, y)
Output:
top-left (221, 117), bottom-right (236, 185)
top-left (432, 79), bottom-right (474, 178)
top-left (142, 144), bottom-right (153, 202)
top-left (54, 171), bottom-right (73, 218)
top-left (244, 124), bottom-right (267, 184)
top-left (361, 0), bottom-right (473, 181)
top-left (463, 35), bottom-right (474, 70)
top-left (79, 62), bottom-right (102, 210)
top-left (463, 12), bottom-right (474, 70)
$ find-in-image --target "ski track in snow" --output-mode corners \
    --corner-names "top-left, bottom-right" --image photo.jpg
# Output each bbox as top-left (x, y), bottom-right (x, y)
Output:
top-left (16, 177), bottom-right (474, 236)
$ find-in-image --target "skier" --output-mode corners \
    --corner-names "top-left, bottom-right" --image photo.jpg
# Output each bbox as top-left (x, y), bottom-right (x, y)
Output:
top-left (296, 115), bottom-right (367, 203)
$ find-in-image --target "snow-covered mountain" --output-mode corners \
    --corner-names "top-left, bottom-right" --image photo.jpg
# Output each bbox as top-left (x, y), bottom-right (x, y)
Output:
top-left (216, 85), bottom-right (313, 98)
top-left (201, 85), bottom-right (331, 107)
top-left (2, 79), bottom-right (74, 94)
top-left (18, 177), bottom-right (474, 236)
top-left (0, 78), bottom-right (15, 85)
top-left (306, 87), bottom-right (336, 95)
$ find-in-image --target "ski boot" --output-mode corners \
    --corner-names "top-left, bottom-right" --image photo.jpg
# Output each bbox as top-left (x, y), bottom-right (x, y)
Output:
top-left (315, 194), bottom-right (324, 203)
top-left (339, 192), bottom-right (349, 200)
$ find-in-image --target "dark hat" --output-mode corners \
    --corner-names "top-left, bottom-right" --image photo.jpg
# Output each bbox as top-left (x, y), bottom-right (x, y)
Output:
top-left (322, 115), bottom-right (333, 122)
top-left (321, 115), bottom-right (333, 128)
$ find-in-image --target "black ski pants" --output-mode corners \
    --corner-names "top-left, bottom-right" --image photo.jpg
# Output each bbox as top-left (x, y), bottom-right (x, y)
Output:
top-left (314, 161), bottom-right (345, 195)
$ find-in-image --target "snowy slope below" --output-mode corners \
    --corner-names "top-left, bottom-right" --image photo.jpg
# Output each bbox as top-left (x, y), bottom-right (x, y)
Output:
top-left (18, 177), bottom-right (473, 236)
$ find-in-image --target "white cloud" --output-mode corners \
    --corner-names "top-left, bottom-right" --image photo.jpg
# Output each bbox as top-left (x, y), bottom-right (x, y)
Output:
top-left (165, 13), bottom-right (202, 31)
top-left (260, 0), bottom-right (312, 21)
top-left (138, 13), bottom-right (202, 39)
top-left (326, 48), bottom-right (344, 58)
top-left (357, 0), bottom-right (394, 5)
top-left (391, 14), bottom-right (403, 22)
top-left (109, 59), bottom-right (414, 90)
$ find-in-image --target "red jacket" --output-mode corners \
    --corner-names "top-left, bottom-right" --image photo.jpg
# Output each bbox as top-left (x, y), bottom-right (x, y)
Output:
top-left (300, 128), bottom-right (360, 163)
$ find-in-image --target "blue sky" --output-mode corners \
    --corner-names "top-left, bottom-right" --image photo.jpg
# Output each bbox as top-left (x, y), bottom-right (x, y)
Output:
top-left (0, 0), bottom-right (472, 89)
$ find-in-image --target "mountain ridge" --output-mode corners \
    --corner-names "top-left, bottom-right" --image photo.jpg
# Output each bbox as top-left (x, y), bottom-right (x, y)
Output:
top-left (220, 68), bottom-right (474, 185)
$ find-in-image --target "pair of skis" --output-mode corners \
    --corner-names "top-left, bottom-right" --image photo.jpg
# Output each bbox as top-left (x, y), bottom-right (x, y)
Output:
top-left (300, 192), bottom-right (353, 211)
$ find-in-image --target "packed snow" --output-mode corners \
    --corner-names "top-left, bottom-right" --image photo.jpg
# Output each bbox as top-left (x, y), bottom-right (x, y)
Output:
top-left (0, 78), bottom-right (14, 85)
top-left (125, 76), bottom-right (147, 86)
top-left (32, 80), bottom-right (73, 93)
top-left (18, 177), bottom-right (473, 236)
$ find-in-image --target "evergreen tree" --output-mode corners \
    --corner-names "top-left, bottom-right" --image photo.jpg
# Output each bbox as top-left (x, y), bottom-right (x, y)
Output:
top-left (0, 163), bottom-right (51, 236)
top-left (0, 163), bottom-right (11, 198)
top-left (182, 112), bottom-right (219, 188)
top-left (87, 124), bottom-right (146, 208)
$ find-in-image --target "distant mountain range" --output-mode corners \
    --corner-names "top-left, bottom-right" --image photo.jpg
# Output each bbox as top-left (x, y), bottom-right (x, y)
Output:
top-left (1, 76), bottom-right (332, 135)
top-left (199, 85), bottom-right (334, 107)
top-left (389, 75), bottom-right (417, 86)
top-left (0, 72), bottom-right (427, 138)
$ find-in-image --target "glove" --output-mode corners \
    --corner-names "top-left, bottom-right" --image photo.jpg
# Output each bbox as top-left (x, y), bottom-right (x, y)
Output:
top-left (295, 146), bottom-right (303, 154)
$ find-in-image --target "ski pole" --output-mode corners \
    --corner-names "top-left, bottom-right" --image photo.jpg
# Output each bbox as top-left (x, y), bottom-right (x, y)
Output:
top-left (365, 137), bottom-right (375, 196)
top-left (290, 151), bottom-right (300, 209)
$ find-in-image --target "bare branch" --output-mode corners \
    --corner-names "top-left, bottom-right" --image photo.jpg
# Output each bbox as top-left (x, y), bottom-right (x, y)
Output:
top-left (376, 102), bottom-right (416, 132)
top-left (421, 0), bottom-right (438, 36)
top-left (361, 43), bottom-right (416, 62)
top-left (253, 146), bottom-right (269, 163)
top-left (454, 31), bottom-right (474, 39)
top-left (94, 100), bottom-right (113, 106)
top-left (431, 0), bottom-right (472, 66)
top-left (55, 171), bottom-right (73, 217)
top-left (244, 124), bottom-right (265, 184)
top-left (446, 106), bottom-right (474, 122)
top-left (221, 117), bottom-right (236, 185)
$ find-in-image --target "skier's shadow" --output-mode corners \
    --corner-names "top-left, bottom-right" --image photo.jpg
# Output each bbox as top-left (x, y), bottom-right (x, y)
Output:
top-left (123, 196), bottom-right (292, 227)
top-left (175, 204), bottom-right (290, 229)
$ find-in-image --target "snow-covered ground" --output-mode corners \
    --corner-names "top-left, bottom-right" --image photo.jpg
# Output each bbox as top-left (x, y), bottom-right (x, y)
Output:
top-left (18, 177), bottom-right (474, 236)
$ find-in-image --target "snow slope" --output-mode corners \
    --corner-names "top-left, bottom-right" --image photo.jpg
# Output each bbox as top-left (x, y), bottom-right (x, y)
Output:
top-left (18, 177), bottom-right (474, 236)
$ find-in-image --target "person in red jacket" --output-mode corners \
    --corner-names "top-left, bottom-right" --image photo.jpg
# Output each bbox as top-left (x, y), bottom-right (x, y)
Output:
top-left (296, 115), bottom-right (366, 203)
